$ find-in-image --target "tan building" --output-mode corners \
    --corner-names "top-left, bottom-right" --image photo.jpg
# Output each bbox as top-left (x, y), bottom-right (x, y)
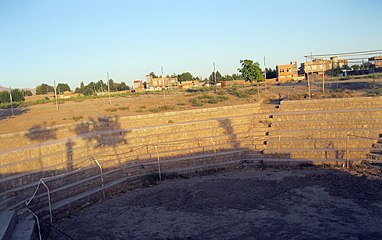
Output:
top-left (330, 56), bottom-right (348, 69)
top-left (369, 56), bottom-right (382, 68)
top-left (301, 57), bottom-right (348, 78)
top-left (178, 80), bottom-right (201, 90)
top-left (146, 75), bottom-right (178, 89)
top-left (276, 61), bottom-right (298, 82)
top-left (133, 80), bottom-right (143, 90)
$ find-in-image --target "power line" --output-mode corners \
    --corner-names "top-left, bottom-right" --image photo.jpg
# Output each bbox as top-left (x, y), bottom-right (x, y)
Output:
top-left (305, 49), bottom-right (382, 58)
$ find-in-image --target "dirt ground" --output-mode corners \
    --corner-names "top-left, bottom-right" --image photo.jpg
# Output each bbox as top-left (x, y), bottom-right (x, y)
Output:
top-left (54, 168), bottom-right (382, 240)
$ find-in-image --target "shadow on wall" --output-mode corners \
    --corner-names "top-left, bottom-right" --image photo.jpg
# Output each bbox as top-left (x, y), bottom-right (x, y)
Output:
top-left (218, 118), bottom-right (239, 148)
top-left (25, 125), bottom-right (58, 142)
top-left (0, 107), bottom-right (30, 121)
top-left (75, 116), bottom-right (129, 148)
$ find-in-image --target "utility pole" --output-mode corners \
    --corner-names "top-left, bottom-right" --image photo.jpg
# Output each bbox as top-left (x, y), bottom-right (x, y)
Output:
top-left (264, 56), bottom-right (267, 79)
top-left (213, 63), bottom-right (216, 85)
top-left (9, 87), bottom-right (14, 116)
top-left (54, 81), bottom-right (59, 110)
top-left (264, 56), bottom-right (267, 89)
top-left (306, 56), bottom-right (311, 99)
top-left (107, 72), bottom-right (111, 105)
top-left (322, 65), bottom-right (325, 95)
top-left (161, 66), bottom-right (165, 99)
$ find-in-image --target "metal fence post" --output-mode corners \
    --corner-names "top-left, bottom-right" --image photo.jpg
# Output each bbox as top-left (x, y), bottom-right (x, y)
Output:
top-left (278, 135), bottom-right (281, 161)
top-left (40, 179), bottom-right (53, 224)
top-left (154, 146), bottom-right (162, 181)
top-left (94, 158), bottom-right (106, 199)
top-left (346, 135), bottom-right (350, 169)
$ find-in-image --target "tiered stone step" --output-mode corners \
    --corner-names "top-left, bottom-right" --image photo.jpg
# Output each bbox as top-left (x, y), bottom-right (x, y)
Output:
top-left (366, 138), bottom-right (382, 162)
top-left (0, 103), bottom-right (262, 152)
top-left (9, 215), bottom-right (36, 240)
top-left (0, 102), bottom-right (276, 238)
top-left (264, 97), bottom-right (382, 162)
top-left (279, 96), bottom-right (382, 111)
top-left (32, 149), bottom-right (244, 222)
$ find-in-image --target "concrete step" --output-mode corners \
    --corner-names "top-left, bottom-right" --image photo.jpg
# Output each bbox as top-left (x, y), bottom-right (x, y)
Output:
top-left (271, 118), bottom-right (382, 130)
top-left (0, 165), bottom-right (98, 205)
top-left (273, 108), bottom-right (382, 122)
top-left (0, 209), bottom-right (17, 240)
top-left (267, 128), bottom-right (382, 139)
top-left (266, 137), bottom-right (375, 149)
top-left (36, 150), bottom-right (245, 221)
top-left (263, 148), bottom-right (368, 160)
top-left (279, 97), bottom-right (382, 111)
top-left (10, 215), bottom-right (36, 240)
top-left (366, 153), bottom-right (382, 161)
top-left (25, 168), bottom-right (122, 213)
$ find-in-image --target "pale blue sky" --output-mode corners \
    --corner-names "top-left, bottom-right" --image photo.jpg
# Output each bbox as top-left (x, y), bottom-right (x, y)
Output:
top-left (1, 0), bottom-right (381, 89)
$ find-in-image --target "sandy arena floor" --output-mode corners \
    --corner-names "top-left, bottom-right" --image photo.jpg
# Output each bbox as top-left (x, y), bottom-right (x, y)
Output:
top-left (53, 168), bottom-right (382, 240)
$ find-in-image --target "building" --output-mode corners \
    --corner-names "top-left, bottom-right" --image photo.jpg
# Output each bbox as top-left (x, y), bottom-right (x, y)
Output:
top-left (369, 56), bottom-right (382, 69)
top-left (276, 61), bottom-right (298, 82)
top-left (145, 75), bottom-right (178, 89)
top-left (133, 80), bottom-right (143, 90)
top-left (300, 57), bottom-right (349, 79)
top-left (330, 56), bottom-right (348, 69)
top-left (178, 80), bottom-right (201, 90)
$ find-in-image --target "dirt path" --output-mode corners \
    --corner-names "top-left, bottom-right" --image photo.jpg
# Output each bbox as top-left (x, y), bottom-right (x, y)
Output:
top-left (54, 168), bottom-right (382, 240)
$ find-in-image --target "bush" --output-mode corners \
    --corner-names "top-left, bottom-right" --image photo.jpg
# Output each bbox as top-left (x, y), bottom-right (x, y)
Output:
top-left (72, 116), bottom-right (83, 121)
top-left (189, 94), bottom-right (228, 106)
top-left (83, 88), bottom-right (94, 96)
top-left (118, 106), bottom-right (129, 111)
top-left (105, 107), bottom-right (118, 112)
top-left (148, 105), bottom-right (175, 113)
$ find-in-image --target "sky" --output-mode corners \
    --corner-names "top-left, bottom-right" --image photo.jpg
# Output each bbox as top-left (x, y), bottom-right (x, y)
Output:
top-left (1, 0), bottom-right (382, 89)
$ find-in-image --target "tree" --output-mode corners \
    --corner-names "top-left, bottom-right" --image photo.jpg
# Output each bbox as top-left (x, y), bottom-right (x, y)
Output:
top-left (0, 91), bottom-right (10, 103)
top-left (208, 71), bottom-right (222, 84)
top-left (148, 72), bottom-right (158, 78)
top-left (57, 83), bottom-right (71, 94)
top-left (11, 89), bottom-right (25, 102)
top-left (238, 59), bottom-right (265, 99)
top-left (36, 83), bottom-right (54, 95)
top-left (265, 68), bottom-right (277, 79)
top-left (21, 90), bottom-right (33, 96)
top-left (83, 88), bottom-right (94, 96)
top-left (0, 89), bottom-right (25, 103)
top-left (351, 64), bottom-right (360, 71)
top-left (177, 72), bottom-right (193, 82)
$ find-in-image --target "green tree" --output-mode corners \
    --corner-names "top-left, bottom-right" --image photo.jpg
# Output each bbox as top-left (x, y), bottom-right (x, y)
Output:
top-left (21, 90), bottom-right (33, 96)
top-left (148, 72), bottom-right (158, 78)
top-left (36, 83), bottom-right (54, 95)
top-left (351, 64), bottom-right (360, 71)
top-left (11, 89), bottom-right (25, 102)
top-left (208, 71), bottom-right (222, 84)
top-left (56, 83), bottom-right (71, 94)
top-left (83, 88), bottom-right (94, 96)
top-left (238, 59), bottom-right (265, 99)
top-left (265, 68), bottom-right (277, 79)
top-left (0, 89), bottom-right (25, 103)
top-left (0, 91), bottom-right (10, 103)
top-left (177, 72), bottom-right (193, 82)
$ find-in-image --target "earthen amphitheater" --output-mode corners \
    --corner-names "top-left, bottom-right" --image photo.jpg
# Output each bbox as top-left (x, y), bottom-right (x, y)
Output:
top-left (1, 96), bottom-right (382, 239)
